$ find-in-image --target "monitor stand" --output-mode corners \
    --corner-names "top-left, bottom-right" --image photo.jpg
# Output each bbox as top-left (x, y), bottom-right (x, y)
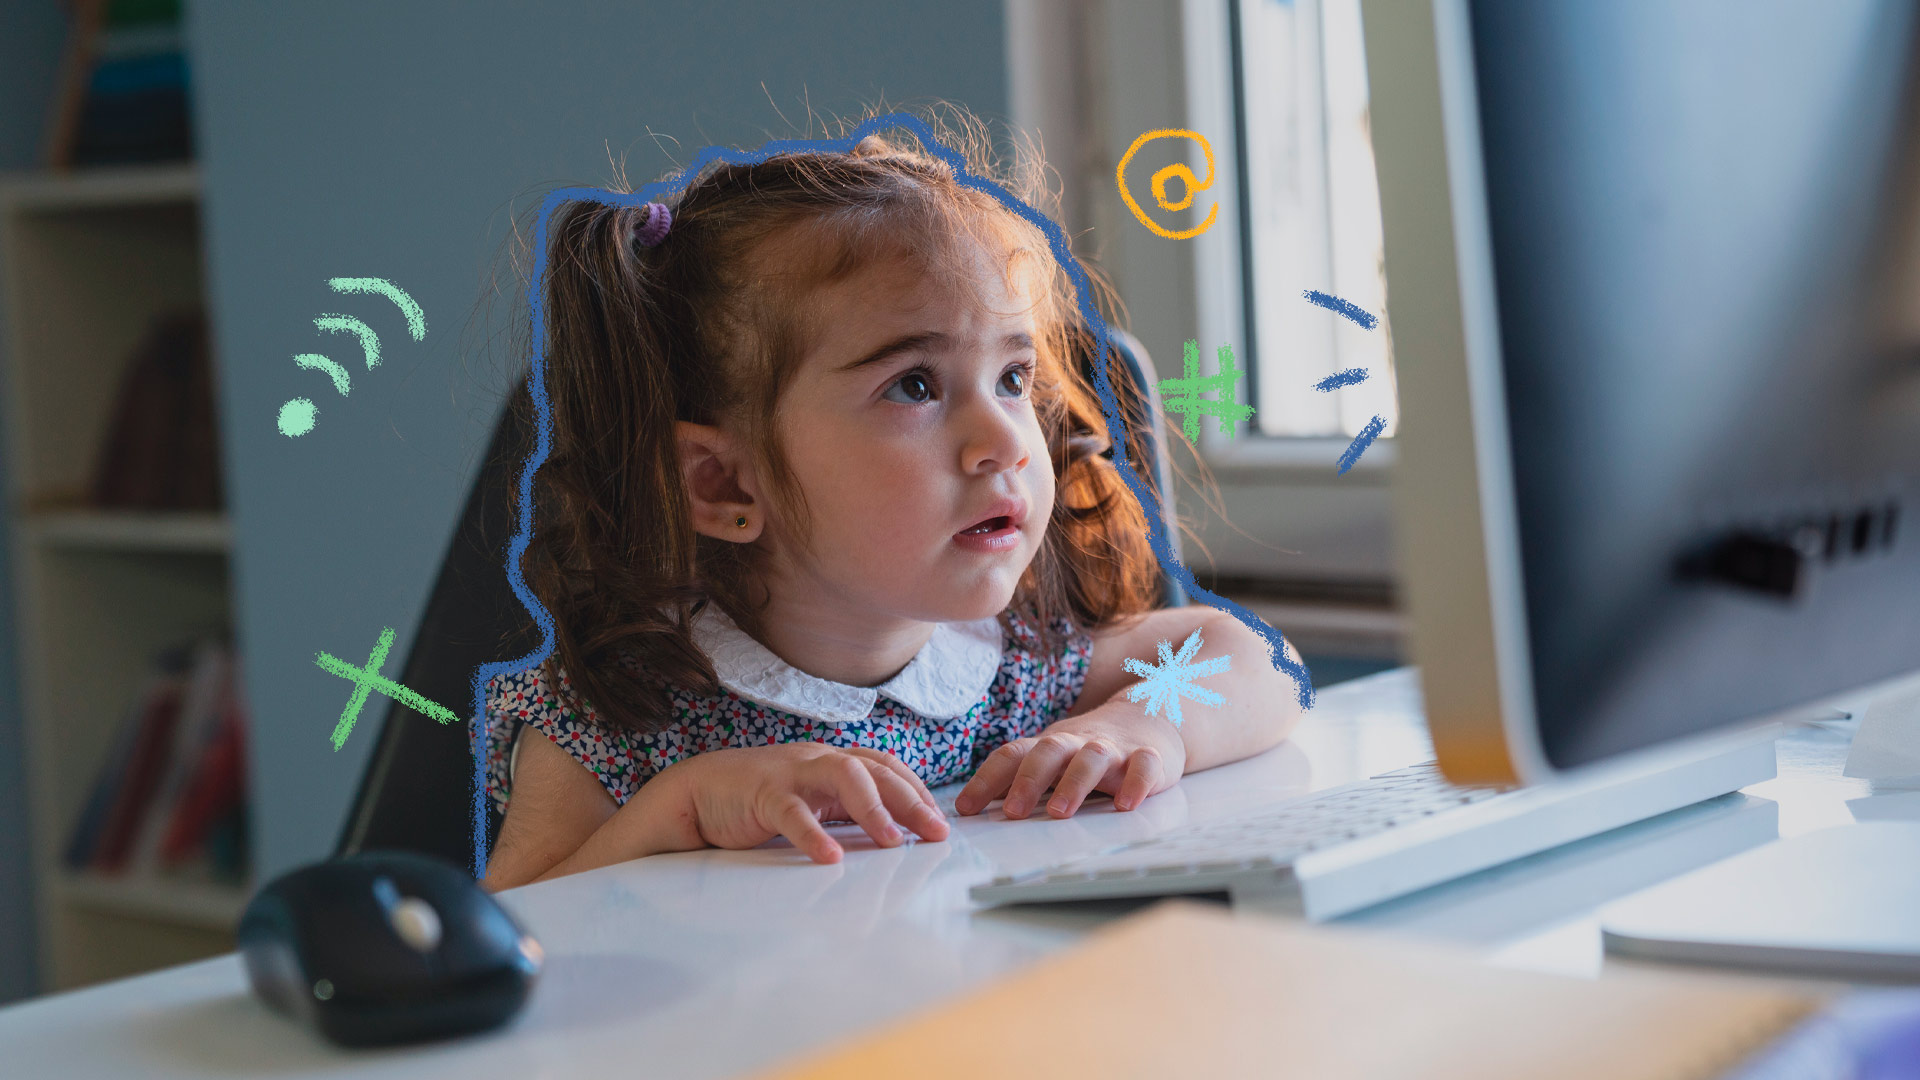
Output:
top-left (1599, 822), bottom-right (1920, 980)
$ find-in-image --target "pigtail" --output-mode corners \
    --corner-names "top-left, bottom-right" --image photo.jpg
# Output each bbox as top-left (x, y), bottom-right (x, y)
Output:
top-left (523, 198), bottom-right (720, 733)
top-left (1012, 315), bottom-right (1162, 651)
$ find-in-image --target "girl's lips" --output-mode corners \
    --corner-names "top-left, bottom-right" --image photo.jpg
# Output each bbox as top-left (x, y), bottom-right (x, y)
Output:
top-left (952, 516), bottom-right (1022, 553)
top-left (959, 516), bottom-right (1010, 535)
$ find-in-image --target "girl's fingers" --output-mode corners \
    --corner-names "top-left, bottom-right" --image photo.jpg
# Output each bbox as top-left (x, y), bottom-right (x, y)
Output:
top-left (815, 756), bottom-right (908, 850)
top-left (769, 793), bottom-right (843, 864)
top-left (850, 747), bottom-right (941, 811)
top-left (1045, 742), bottom-right (1117, 818)
top-left (863, 758), bottom-right (950, 841)
top-left (955, 740), bottom-right (1030, 816)
top-left (1002, 735), bottom-right (1082, 819)
top-left (1114, 748), bottom-right (1163, 812)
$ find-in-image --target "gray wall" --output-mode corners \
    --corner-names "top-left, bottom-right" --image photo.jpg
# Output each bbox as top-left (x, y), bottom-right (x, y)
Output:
top-left (0, 0), bottom-right (71, 1007)
top-left (183, 0), bottom-right (1009, 883)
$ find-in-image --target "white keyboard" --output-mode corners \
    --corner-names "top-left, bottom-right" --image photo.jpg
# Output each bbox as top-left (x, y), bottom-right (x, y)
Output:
top-left (1027, 762), bottom-right (1506, 872)
top-left (970, 739), bottom-right (1779, 920)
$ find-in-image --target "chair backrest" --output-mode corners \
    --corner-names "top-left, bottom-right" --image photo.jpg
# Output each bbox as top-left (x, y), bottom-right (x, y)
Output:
top-left (334, 327), bottom-right (1182, 864)
top-left (333, 384), bottom-right (541, 867)
top-left (1097, 329), bottom-right (1187, 610)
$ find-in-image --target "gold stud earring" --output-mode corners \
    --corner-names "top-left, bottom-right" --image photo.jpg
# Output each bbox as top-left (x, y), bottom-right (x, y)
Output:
top-left (734, 515), bottom-right (749, 529)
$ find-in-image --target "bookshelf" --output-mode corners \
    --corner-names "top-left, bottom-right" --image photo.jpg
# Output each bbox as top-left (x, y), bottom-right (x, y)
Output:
top-left (0, 162), bottom-right (250, 991)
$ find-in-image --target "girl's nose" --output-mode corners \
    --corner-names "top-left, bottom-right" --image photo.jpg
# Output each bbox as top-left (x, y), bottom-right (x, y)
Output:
top-left (958, 391), bottom-right (1031, 476)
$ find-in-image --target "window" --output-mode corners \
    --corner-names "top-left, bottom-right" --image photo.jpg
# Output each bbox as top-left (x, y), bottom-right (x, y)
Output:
top-left (1030, 0), bottom-right (1400, 581)
top-left (1188, 0), bottom-right (1398, 460)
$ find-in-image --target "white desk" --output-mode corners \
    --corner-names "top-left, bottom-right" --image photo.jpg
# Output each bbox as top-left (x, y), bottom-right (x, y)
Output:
top-left (2, 668), bottom-right (1911, 1079)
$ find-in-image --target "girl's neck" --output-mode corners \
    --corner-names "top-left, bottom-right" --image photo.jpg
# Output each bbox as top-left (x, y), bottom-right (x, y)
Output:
top-left (750, 587), bottom-right (939, 689)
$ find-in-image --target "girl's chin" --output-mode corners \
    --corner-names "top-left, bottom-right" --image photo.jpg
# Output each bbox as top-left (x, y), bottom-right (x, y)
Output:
top-left (920, 574), bottom-right (1023, 622)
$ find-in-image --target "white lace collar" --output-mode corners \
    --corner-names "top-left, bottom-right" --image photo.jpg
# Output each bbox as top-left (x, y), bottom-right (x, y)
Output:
top-left (688, 603), bottom-right (1004, 725)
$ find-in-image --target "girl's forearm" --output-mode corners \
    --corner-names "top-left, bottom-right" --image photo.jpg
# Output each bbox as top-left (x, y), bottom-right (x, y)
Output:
top-left (1143, 612), bottom-right (1303, 773)
top-left (531, 764), bottom-right (706, 883)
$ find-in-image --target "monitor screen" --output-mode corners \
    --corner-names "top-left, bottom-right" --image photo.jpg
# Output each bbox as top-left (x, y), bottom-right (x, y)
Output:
top-left (1467, 0), bottom-right (1920, 768)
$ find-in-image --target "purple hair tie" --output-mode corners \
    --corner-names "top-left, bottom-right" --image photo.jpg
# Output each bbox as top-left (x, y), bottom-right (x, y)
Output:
top-left (633, 201), bottom-right (673, 248)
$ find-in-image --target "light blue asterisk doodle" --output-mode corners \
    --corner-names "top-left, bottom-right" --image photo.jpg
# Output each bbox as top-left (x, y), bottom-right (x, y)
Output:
top-left (1122, 628), bottom-right (1232, 727)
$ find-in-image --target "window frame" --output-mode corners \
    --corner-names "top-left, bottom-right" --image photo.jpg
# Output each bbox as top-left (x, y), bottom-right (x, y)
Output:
top-left (1181, 0), bottom-right (1398, 474)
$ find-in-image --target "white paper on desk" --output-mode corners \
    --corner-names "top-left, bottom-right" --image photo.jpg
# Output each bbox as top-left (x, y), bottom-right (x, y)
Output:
top-left (1843, 683), bottom-right (1920, 783)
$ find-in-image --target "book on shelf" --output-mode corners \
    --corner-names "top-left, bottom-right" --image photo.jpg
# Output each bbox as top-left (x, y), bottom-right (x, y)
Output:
top-left (46, 0), bottom-right (193, 168)
top-left (158, 664), bottom-right (247, 867)
top-left (61, 649), bottom-right (189, 870)
top-left (89, 307), bottom-right (223, 512)
top-left (64, 638), bottom-right (250, 885)
top-left (86, 661), bottom-right (186, 872)
top-left (125, 639), bottom-right (228, 875)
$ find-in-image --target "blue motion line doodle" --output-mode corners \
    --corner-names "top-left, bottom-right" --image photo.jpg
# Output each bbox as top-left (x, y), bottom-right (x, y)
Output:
top-left (1336, 415), bottom-right (1388, 475)
top-left (471, 113), bottom-right (1316, 880)
top-left (1303, 288), bottom-right (1379, 329)
top-left (1123, 627), bottom-right (1231, 727)
top-left (1313, 367), bottom-right (1371, 392)
top-left (1304, 291), bottom-right (1387, 473)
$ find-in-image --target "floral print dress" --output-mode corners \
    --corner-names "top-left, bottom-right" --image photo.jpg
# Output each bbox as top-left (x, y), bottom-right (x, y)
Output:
top-left (483, 605), bottom-right (1093, 813)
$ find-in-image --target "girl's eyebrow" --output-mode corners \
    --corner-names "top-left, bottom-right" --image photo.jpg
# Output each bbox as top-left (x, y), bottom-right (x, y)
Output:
top-left (838, 330), bottom-right (1035, 373)
top-left (839, 331), bottom-right (947, 372)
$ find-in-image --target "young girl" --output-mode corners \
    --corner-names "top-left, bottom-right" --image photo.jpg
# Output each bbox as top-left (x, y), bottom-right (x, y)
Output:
top-left (479, 117), bottom-right (1305, 892)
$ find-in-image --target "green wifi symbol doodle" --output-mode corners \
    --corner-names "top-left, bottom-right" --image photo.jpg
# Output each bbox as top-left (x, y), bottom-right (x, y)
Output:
top-left (276, 277), bottom-right (426, 437)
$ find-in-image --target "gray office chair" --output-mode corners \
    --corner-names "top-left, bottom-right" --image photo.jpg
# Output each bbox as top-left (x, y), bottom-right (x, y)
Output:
top-left (335, 327), bottom-right (1184, 868)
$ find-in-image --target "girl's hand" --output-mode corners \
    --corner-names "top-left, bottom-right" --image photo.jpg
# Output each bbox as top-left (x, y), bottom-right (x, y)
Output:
top-left (953, 707), bottom-right (1187, 819)
top-left (657, 743), bottom-right (951, 864)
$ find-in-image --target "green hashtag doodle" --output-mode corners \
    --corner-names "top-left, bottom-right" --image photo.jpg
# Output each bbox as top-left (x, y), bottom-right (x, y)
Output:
top-left (1158, 340), bottom-right (1255, 440)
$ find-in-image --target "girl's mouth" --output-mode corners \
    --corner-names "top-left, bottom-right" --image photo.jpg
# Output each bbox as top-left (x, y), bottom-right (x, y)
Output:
top-left (953, 516), bottom-right (1021, 553)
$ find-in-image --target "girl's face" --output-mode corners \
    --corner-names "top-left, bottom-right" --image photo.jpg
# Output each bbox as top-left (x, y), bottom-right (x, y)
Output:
top-left (765, 236), bottom-right (1056, 625)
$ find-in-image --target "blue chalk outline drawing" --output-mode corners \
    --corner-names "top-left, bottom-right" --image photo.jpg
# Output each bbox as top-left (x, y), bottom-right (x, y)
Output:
top-left (1123, 627), bottom-right (1231, 727)
top-left (465, 113), bottom-right (1316, 877)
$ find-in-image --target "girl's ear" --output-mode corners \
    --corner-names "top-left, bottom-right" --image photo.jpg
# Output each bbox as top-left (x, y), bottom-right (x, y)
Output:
top-left (675, 421), bottom-right (764, 543)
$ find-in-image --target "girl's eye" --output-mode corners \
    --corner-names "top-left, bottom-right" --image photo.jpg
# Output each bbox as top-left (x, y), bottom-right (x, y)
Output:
top-left (998, 363), bottom-right (1032, 398)
top-left (883, 370), bottom-right (935, 404)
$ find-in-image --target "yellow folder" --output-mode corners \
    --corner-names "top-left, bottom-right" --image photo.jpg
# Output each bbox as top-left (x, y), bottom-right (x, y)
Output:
top-left (750, 902), bottom-right (1821, 1080)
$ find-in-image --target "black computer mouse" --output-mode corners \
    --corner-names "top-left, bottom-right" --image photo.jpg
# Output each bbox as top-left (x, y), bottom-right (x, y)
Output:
top-left (238, 850), bottom-right (542, 1048)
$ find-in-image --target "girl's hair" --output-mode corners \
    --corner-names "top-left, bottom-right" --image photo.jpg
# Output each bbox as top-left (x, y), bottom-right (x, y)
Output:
top-left (522, 108), bottom-right (1164, 734)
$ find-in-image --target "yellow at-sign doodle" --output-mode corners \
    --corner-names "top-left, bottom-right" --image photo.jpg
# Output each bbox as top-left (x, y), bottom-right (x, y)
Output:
top-left (1116, 129), bottom-right (1218, 239)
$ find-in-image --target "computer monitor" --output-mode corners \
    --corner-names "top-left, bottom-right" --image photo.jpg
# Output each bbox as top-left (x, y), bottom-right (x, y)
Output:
top-left (1364, 0), bottom-right (1920, 785)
